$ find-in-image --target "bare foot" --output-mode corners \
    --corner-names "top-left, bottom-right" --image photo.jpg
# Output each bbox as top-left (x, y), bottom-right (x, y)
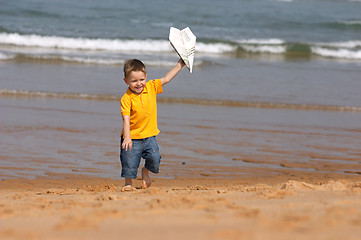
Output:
top-left (121, 185), bottom-right (136, 192)
top-left (121, 178), bottom-right (135, 192)
top-left (142, 167), bottom-right (151, 189)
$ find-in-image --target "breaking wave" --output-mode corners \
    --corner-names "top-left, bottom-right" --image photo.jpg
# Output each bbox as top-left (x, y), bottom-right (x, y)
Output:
top-left (1, 32), bottom-right (361, 61)
top-left (311, 47), bottom-right (361, 60)
top-left (1, 88), bottom-right (360, 112)
top-left (237, 38), bottom-right (287, 54)
top-left (237, 39), bottom-right (361, 60)
top-left (311, 41), bottom-right (361, 60)
top-left (0, 33), bottom-right (170, 52)
top-left (339, 20), bottom-right (361, 26)
top-left (315, 40), bottom-right (361, 49)
top-left (0, 32), bottom-right (234, 54)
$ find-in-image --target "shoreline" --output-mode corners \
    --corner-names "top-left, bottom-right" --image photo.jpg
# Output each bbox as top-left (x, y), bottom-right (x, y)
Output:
top-left (2, 89), bottom-right (361, 112)
top-left (1, 173), bottom-right (360, 240)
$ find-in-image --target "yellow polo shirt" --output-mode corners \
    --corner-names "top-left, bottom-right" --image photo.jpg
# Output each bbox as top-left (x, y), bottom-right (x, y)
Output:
top-left (120, 79), bottom-right (163, 139)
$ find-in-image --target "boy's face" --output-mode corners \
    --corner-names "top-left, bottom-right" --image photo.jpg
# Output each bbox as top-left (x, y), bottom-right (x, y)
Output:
top-left (124, 71), bottom-right (147, 94)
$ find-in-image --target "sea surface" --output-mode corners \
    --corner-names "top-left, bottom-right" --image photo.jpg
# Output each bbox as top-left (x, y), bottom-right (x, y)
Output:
top-left (1, 0), bottom-right (361, 179)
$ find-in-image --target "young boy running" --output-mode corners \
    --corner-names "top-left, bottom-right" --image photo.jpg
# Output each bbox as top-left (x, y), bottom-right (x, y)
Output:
top-left (120, 58), bottom-right (185, 191)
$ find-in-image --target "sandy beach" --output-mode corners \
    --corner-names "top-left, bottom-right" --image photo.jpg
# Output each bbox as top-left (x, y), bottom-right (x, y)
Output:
top-left (1, 95), bottom-right (361, 239)
top-left (1, 173), bottom-right (361, 240)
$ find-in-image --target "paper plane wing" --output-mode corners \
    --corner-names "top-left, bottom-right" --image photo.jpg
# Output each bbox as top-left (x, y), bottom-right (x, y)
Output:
top-left (169, 27), bottom-right (196, 73)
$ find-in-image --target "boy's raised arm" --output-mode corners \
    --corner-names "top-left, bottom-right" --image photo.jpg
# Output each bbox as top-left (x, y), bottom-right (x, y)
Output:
top-left (160, 59), bottom-right (185, 86)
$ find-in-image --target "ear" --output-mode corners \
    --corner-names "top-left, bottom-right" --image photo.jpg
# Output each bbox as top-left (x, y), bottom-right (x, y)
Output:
top-left (123, 78), bottom-right (129, 85)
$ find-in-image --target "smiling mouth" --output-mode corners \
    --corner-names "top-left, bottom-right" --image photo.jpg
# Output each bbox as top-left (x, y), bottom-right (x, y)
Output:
top-left (133, 86), bottom-right (143, 92)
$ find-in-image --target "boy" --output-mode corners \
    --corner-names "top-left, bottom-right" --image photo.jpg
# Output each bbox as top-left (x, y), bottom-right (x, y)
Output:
top-left (120, 58), bottom-right (185, 191)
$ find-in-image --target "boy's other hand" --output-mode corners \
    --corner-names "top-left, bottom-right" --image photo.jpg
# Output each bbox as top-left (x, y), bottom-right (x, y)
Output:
top-left (122, 138), bottom-right (132, 151)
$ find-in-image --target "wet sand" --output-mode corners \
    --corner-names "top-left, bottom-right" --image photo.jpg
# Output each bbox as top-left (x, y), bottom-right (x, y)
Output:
top-left (1, 174), bottom-right (361, 240)
top-left (1, 96), bottom-right (361, 179)
top-left (1, 95), bottom-right (361, 239)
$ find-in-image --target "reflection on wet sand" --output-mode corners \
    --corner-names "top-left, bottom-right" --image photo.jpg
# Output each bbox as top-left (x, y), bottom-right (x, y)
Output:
top-left (1, 96), bottom-right (360, 180)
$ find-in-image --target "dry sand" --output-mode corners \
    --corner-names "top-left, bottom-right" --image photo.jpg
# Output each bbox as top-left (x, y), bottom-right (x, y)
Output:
top-left (1, 173), bottom-right (361, 240)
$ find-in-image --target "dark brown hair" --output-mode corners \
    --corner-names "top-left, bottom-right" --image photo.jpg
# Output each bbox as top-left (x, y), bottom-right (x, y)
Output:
top-left (123, 59), bottom-right (146, 78)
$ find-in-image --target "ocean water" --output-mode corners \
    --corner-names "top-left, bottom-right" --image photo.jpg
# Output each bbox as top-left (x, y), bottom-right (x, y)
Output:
top-left (1, 0), bottom-right (361, 179)
top-left (1, 0), bottom-right (361, 59)
top-left (1, 0), bottom-right (361, 108)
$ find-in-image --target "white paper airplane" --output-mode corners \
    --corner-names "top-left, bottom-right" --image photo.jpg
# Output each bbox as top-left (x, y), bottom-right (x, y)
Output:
top-left (169, 27), bottom-right (196, 73)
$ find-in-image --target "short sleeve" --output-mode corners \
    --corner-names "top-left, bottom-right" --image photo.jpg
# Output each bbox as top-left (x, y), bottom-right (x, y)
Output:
top-left (153, 79), bottom-right (163, 94)
top-left (120, 95), bottom-right (131, 116)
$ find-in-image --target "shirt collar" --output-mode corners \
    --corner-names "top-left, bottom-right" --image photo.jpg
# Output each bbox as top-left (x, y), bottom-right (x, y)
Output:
top-left (126, 84), bottom-right (148, 99)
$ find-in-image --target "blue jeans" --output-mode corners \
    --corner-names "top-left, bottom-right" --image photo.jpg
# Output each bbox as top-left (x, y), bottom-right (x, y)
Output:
top-left (120, 136), bottom-right (161, 179)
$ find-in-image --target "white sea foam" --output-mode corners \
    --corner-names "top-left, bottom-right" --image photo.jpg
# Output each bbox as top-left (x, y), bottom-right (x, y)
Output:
top-left (195, 42), bottom-right (236, 54)
top-left (0, 52), bottom-right (14, 60)
top-left (0, 32), bottom-right (235, 55)
top-left (13, 53), bottom-right (124, 65)
top-left (21, 53), bottom-right (203, 67)
top-left (0, 33), bottom-right (171, 52)
top-left (340, 20), bottom-right (361, 25)
top-left (60, 57), bottom-right (201, 67)
top-left (311, 47), bottom-right (361, 60)
top-left (315, 40), bottom-right (361, 49)
top-left (238, 38), bottom-right (285, 45)
top-left (237, 38), bottom-right (286, 54)
top-left (0, 52), bottom-right (8, 59)
top-left (59, 56), bottom-right (124, 65)
top-left (242, 45), bottom-right (286, 54)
